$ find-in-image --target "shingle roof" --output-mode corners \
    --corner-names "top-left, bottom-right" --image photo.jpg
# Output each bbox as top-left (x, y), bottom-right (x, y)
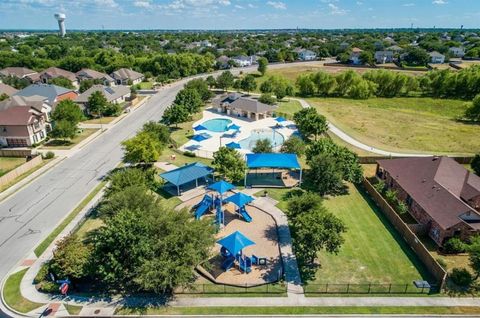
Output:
top-left (0, 67), bottom-right (37, 78)
top-left (76, 68), bottom-right (114, 82)
top-left (14, 84), bottom-right (74, 105)
top-left (40, 67), bottom-right (77, 82)
top-left (75, 85), bottom-right (130, 103)
top-left (377, 157), bottom-right (480, 230)
top-left (0, 83), bottom-right (18, 96)
top-left (0, 106), bottom-right (42, 126)
top-left (111, 68), bottom-right (144, 81)
top-left (0, 95), bottom-right (47, 112)
top-left (213, 93), bottom-right (276, 114)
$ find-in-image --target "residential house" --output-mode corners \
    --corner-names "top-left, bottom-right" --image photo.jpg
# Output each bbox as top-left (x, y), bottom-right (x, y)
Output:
top-left (231, 56), bottom-right (254, 67)
top-left (0, 101), bottom-right (48, 147)
top-left (213, 93), bottom-right (276, 121)
top-left (110, 68), bottom-right (144, 85)
top-left (298, 49), bottom-right (317, 61)
top-left (449, 47), bottom-right (465, 58)
top-left (0, 67), bottom-right (37, 81)
top-left (0, 95), bottom-right (52, 121)
top-left (14, 84), bottom-right (77, 110)
top-left (339, 41), bottom-right (350, 50)
top-left (0, 83), bottom-right (18, 97)
top-left (350, 47), bottom-right (363, 65)
top-left (376, 157), bottom-right (480, 246)
top-left (38, 67), bottom-right (79, 88)
top-left (375, 51), bottom-right (395, 64)
top-left (76, 68), bottom-right (115, 86)
top-left (75, 85), bottom-right (130, 111)
top-left (386, 45), bottom-right (404, 54)
top-left (216, 55), bottom-right (231, 69)
top-left (429, 51), bottom-right (446, 64)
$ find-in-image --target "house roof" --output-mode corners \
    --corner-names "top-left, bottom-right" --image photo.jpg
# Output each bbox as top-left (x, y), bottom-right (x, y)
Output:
top-left (39, 67), bottom-right (77, 82)
top-left (75, 85), bottom-right (130, 103)
top-left (159, 162), bottom-right (213, 187)
top-left (111, 68), bottom-right (144, 81)
top-left (0, 83), bottom-right (18, 96)
top-left (0, 106), bottom-right (43, 126)
top-left (214, 93), bottom-right (276, 114)
top-left (377, 157), bottom-right (480, 230)
top-left (14, 84), bottom-right (74, 105)
top-left (429, 51), bottom-right (445, 58)
top-left (76, 68), bottom-right (114, 82)
top-left (0, 67), bottom-right (37, 78)
top-left (0, 95), bottom-right (47, 112)
top-left (351, 47), bottom-right (363, 53)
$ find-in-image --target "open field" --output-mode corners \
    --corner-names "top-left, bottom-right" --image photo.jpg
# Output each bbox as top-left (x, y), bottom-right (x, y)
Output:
top-left (275, 99), bottom-right (303, 118)
top-left (42, 128), bottom-right (99, 150)
top-left (309, 97), bottom-right (478, 155)
top-left (0, 157), bottom-right (26, 177)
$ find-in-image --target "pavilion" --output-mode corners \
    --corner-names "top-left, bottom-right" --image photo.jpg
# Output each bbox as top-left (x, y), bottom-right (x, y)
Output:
top-left (159, 162), bottom-right (214, 195)
top-left (244, 153), bottom-right (302, 188)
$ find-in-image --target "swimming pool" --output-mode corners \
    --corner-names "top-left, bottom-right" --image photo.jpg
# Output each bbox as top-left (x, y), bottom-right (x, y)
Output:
top-left (239, 129), bottom-right (285, 150)
top-left (201, 118), bottom-right (233, 132)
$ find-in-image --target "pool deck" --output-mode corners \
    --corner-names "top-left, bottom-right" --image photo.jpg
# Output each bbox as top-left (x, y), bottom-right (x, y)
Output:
top-left (179, 107), bottom-right (298, 158)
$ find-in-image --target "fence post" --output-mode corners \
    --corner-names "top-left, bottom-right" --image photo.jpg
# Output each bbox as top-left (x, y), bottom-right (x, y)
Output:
top-left (388, 284), bottom-right (392, 293)
top-left (203, 284), bottom-right (205, 293)
top-left (405, 284), bottom-right (408, 294)
top-left (267, 284), bottom-right (269, 293)
top-left (325, 283), bottom-right (329, 293)
top-left (224, 284), bottom-right (226, 294)
top-left (245, 283), bottom-right (247, 293)
top-left (368, 283), bottom-right (371, 294)
top-left (346, 283), bottom-right (350, 294)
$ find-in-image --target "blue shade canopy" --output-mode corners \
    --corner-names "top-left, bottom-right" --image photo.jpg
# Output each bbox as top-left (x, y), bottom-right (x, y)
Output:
top-left (224, 192), bottom-right (254, 207)
top-left (191, 132), bottom-right (212, 142)
top-left (225, 141), bottom-right (241, 149)
top-left (193, 124), bottom-right (207, 131)
top-left (159, 162), bottom-right (213, 186)
top-left (275, 116), bottom-right (287, 123)
top-left (246, 153), bottom-right (301, 169)
top-left (227, 123), bottom-right (241, 131)
top-left (208, 180), bottom-right (235, 194)
top-left (217, 231), bottom-right (255, 256)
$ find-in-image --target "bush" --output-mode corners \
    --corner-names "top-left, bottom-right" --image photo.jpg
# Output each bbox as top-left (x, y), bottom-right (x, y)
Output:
top-left (443, 237), bottom-right (466, 254)
top-left (436, 258), bottom-right (448, 270)
top-left (384, 189), bottom-right (398, 206)
top-left (37, 281), bottom-right (58, 294)
top-left (183, 151), bottom-right (196, 157)
top-left (373, 180), bottom-right (385, 193)
top-left (258, 93), bottom-right (276, 105)
top-left (396, 201), bottom-right (409, 215)
top-left (33, 263), bottom-right (50, 284)
top-left (450, 268), bottom-right (473, 287)
top-left (43, 151), bottom-right (55, 159)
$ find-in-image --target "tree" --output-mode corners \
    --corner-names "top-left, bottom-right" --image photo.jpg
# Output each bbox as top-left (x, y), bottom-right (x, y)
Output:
top-left (161, 103), bottom-right (190, 127)
top-left (49, 235), bottom-right (92, 281)
top-left (252, 138), bottom-right (273, 153)
top-left (347, 79), bottom-right (377, 99)
top-left (0, 93), bottom-right (8, 101)
top-left (50, 120), bottom-right (77, 140)
top-left (184, 79), bottom-right (213, 102)
top-left (105, 167), bottom-right (157, 197)
top-left (293, 108), bottom-right (328, 141)
top-left (281, 136), bottom-right (306, 156)
top-left (472, 154), bottom-right (480, 176)
top-left (257, 57), bottom-right (268, 76)
top-left (99, 185), bottom-right (161, 219)
top-left (403, 47), bottom-right (430, 66)
top-left (286, 191), bottom-right (323, 219)
top-left (306, 153), bottom-right (346, 196)
top-left (312, 71), bottom-right (336, 96)
top-left (465, 94), bottom-right (480, 122)
top-left (212, 146), bottom-right (246, 182)
top-left (79, 79), bottom-right (94, 93)
top-left (205, 75), bottom-right (216, 88)
top-left (359, 51), bottom-right (375, 66)
top-left (240, 74), bottom-right (257, 94)
top-left (174, 88), bottom-right (203, 113)
top-left (142, 121), bottom-right (171, 145)
top-left (296, 74), bottom-right (316, 96)
top-left (122, 132), bottom-right (163, 164)
top-left (50, 77), bottom-right (74, 89)
top-left (87, 91), bottom-right (108, 116)
top-left (216, 71), bottom-right (234, 91)
top-left (260, 80), bottom-right (273, 93)
top-left (51, 99), bottom-right (85, 124)
top-left (258, 93), bottom-right (276, 105)
top-left (467, 241), bottom-right (480, 280)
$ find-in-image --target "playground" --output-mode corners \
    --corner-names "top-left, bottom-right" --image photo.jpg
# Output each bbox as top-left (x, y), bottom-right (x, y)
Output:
top-left (175, 181), bottom-right (282, 287)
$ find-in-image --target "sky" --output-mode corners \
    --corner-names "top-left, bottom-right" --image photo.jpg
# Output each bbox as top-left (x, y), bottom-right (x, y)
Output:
top-left (0, 0), bottom-right (479, 30)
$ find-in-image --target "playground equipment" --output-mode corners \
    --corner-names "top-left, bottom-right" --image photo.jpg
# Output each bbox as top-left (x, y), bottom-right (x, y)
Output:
top-left (238, 256), bottom-right (252, 273)
top-left (207, 180), bottom-right (235, 226)
top-left (215, 196), bottom-right (224, 226)
top-left (217, 231), bottom-right (255, 274)
top-left (238, 206), bottom-right (252, 223)
top-left (224, 192), bottom-right (255, 223)
top-left (194, 195), bottom-right (214, 219)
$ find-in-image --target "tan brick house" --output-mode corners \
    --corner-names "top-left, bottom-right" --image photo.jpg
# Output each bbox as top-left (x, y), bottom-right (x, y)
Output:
top-left (376, 157), bottom-right (480, 246)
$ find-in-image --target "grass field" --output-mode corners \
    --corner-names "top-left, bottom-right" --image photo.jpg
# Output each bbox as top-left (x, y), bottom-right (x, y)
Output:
top-left (3, 269), bottom-right (44, 313)
top-left (0, 157), bottom-right (26, 177)
top-left (275, 99), bottom-right (303, 118)
top-left (42, 128), bottom-right (99, 150)
top-left (309, 97), bottom-right (479, 155)
top-left (260, 184), bottom-right (431, 286)
top-left (81, 116), bottom-right (117, 125)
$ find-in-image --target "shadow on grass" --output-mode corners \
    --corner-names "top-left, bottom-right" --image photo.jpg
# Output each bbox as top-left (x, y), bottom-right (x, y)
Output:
top-left (44, 139), bottom-right (73, 147)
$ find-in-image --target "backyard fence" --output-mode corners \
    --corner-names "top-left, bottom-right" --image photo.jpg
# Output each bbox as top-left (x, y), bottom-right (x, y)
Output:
top-left (0, 149), bottom-right (35, 157)
top-left (304, 283), bottom-right (438, 295)
top-left (362, 178), bottom-right (448, 289)
top-left (0, 155), bottom-right (42, 187)
top-left (357, 156), bottom-right (474, 164)
top-left (175, 282), bottom-right (287, 295)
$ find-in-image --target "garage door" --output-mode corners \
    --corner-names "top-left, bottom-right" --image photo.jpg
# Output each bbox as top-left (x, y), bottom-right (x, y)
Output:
top-left (6, 138), bottom-right (28, 147)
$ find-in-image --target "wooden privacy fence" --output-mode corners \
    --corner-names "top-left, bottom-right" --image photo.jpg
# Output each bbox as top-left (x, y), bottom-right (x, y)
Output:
top-left (358, 156), bottom-right (474, 164)
top-left (0, 149), bottom-right (35, 157)
top-left (0, 155), bottom-right (42, 187)
top-left (362, 178), bottom-right (448, 289)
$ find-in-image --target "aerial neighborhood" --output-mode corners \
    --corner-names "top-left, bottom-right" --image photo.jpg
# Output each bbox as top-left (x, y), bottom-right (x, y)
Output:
top-left (1, 4), bottom-right (480, 317)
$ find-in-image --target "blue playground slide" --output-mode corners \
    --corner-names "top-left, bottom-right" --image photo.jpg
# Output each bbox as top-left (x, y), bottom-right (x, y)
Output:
top-left (195, 195), bottom-right (213, 219)
top-left (238, 206), bottom-right (252, 223)
top-left (222, 257), bottom-right (235, 271)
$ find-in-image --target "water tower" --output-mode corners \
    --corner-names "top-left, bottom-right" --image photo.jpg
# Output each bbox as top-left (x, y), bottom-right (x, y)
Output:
top-left (54, 13), bottom-right (66, 37)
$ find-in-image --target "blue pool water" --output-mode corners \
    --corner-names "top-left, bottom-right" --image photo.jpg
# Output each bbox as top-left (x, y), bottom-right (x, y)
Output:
top-left (201, 118), bottom-right (232, 132)
top-left (239, 129), bottom-right (285, 150)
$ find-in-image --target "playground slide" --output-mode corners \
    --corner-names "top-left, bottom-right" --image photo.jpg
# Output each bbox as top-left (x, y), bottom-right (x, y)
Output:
top-left (238, 206), bottom-right (252, 223)
top-left (222, 257), bottom-right (235, 271)
top-left (195, 195), bottom-right (212, 219)
top-left (238, 257), bottom-right (252, 274)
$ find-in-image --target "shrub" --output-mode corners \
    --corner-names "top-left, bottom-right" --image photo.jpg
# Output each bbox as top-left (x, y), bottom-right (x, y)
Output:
top-left (443, 237), bottom-right (466, 254)
top-left (396, 201), bottom-right (409, 215)
top-left (436, 258), bottom-right (448, 270)
top-left (450, 268), bottom-right (473, 287)
top-left (43, 151), bottom-right (55, 159)
top-left (373, 180), bottom-right (385, 193)
top-left (183, 151), bottom-right (196, 157)
top-left (258, 93), bottom-right (276, 105)
top-left (37, 281), bottom-right (58, 294)
top-left (33, 263), bottom-right (50, 284)
top-left (384, 189), bottom-right (398, 206)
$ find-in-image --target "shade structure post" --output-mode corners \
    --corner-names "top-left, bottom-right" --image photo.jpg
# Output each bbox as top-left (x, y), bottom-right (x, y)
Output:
top-left (196, 178), bottom-right (198, 187)
top-left (177, 185), bottom-right (180, 196)
top-left (299, 168), bottom-right (302, 185)
top-left (244, 169), bottom-right (247, 187)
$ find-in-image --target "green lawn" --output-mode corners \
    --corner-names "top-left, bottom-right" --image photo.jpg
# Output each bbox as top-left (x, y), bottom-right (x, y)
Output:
top-left (3, 269), bottom-right (44, 313)
top-left (0, 158), bottom-right (52, 193)
top-left (0, 157), bottom-right (26, 177)
top-left (309, 97), bottom-right (479, 155)
top-left (138, 81), bottom-right (154, 89)
top-left (275, 99), bottom-right (303, 119)
top-left (81, 116), bottom-right (117, 125)
top-left (42, 128), bottom-right (99, 150)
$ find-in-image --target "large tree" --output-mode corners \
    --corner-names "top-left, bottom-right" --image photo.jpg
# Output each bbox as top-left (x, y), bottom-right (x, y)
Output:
top-left (257, 57), bottom-right (268, 76)
top-left (87, 91), bottom-right (108, 116)
top-left (122, 132), bottom-right (163, 164)
top-left (161, 103), bottom-right (190, 127)
top-left (51, 99), bottom-right (85, 124)
top-left (293, 107), bottom-right (328, 141)
top-left (49, 235), bottom-right (92, 281)
top-left (306, 153), bottom-right (346, 196)
top-left (184, 78), bottom-right (213, 102)
top-left (50, 120), bottom-right (77, 140)
top-left (465, 94), bottom-right (480, 122)
top-left (280, 136), bottom-right (306, 156)
top-left (252, 138), bottom-right (273, 153)
top-left (174, 88), bottom-right (203, 113)
top-left (216, 71), bottom-right (234, 91)
top-left (240, 74), bottom-right (257, 94)
top-left (212, 146), bottom-right (246, 182)
top-left (142, 121), bottom-right (171, 145)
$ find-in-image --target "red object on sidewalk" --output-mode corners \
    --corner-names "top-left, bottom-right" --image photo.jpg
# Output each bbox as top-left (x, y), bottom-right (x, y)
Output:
top-left (60, 283), bottom-right (69, 295)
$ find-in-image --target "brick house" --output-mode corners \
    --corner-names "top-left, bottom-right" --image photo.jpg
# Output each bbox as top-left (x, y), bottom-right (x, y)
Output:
top-left (376, 157), bottom-right (480, 246)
